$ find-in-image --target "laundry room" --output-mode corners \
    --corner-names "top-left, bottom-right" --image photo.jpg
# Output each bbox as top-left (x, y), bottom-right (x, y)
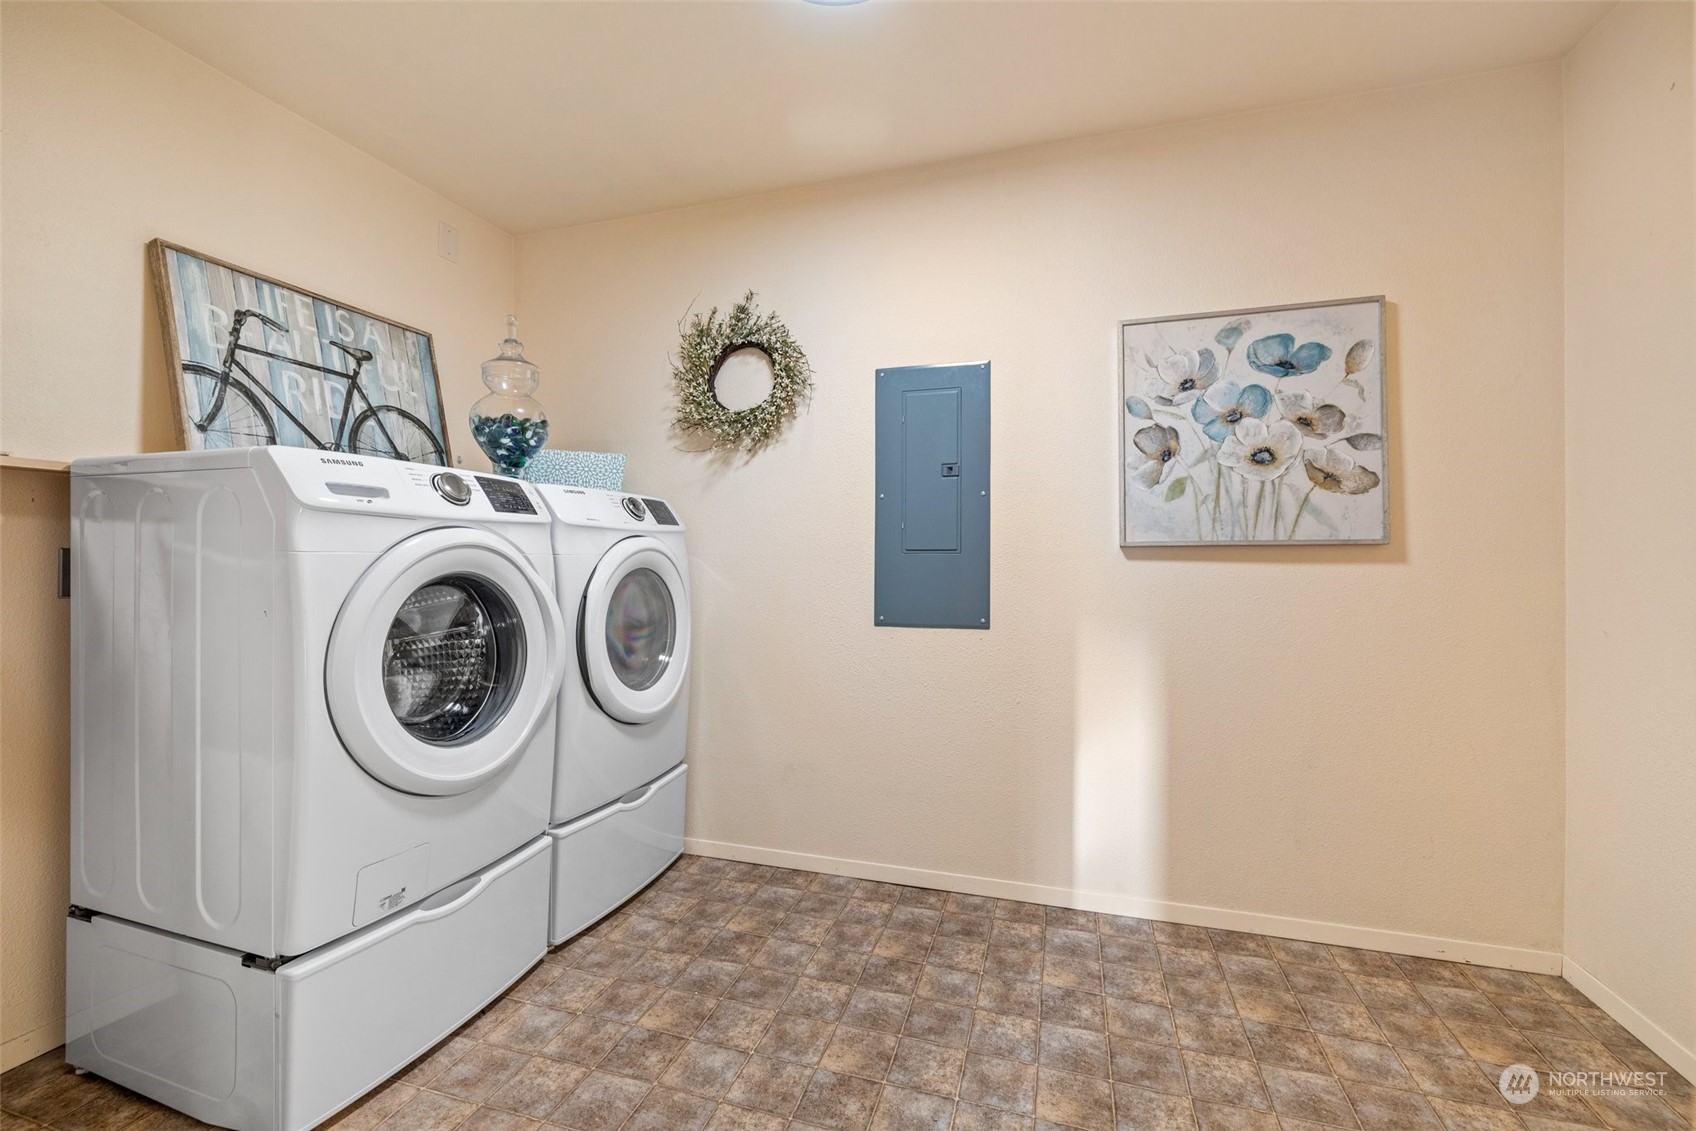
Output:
top-left (1, 2), bottom-right (1692, 1130)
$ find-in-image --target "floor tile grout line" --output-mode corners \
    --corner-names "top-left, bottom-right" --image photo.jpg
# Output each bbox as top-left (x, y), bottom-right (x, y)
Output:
top-left (599, 865), bottom-right (917, 1125)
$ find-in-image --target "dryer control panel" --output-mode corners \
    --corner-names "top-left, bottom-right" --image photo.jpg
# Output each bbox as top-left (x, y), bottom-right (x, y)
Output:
top-left (534, 484), bottom-right (686, 532)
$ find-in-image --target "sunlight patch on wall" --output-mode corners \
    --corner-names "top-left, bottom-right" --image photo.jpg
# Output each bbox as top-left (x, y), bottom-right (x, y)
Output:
top-left (1072, 630), bottom-right (1167, 900)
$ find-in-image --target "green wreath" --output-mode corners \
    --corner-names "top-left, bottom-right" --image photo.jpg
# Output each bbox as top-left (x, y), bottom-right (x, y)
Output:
top-left (673, 291), bottom-right (812, 452)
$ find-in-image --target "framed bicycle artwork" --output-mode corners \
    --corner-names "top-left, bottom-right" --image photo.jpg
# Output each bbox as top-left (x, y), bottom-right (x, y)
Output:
top-left (148, 240), bottom-right (452, 465)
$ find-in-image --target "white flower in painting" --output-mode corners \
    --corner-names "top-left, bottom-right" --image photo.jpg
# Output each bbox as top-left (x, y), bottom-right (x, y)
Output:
top-left (1276, 390), bottom-right (1347, 438)
top-left (1152, 349), bottom-right (1219, 405)
top-left (1217, 419), bottom-right (1302, 482)
top-left (1303, 446), bottom-right (1381, 494)
top-left (1127, 424), bottom-right (1181, 490)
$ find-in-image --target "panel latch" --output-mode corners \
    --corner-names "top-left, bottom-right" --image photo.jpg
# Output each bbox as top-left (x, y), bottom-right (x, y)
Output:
top-left (940, 463), bottom-right (960, 478)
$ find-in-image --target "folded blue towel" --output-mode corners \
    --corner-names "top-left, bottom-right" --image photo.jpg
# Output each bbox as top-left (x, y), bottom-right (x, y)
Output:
top-left (517, 450), bottom-right (627, 491)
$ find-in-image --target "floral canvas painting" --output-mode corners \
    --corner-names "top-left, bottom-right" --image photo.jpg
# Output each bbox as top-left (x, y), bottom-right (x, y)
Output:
top-left (1120, 297), bottom-right (1388, 545)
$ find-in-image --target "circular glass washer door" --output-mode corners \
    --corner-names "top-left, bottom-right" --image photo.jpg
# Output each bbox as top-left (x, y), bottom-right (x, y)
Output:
top-left (326, 527), bottom-right (566, 796)
top-left (581, 536), bottom-right (690, 725)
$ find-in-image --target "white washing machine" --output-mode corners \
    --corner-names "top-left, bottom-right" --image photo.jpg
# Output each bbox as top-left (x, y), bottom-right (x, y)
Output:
top-left (65, 447), bottom-right (566, 1131)
top-left (536, 486), bottom-right (690, 944)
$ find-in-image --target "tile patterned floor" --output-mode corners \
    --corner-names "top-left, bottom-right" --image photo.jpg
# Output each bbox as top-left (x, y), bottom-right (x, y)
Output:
top-left (4, 854), bottom-right (1691, 1131)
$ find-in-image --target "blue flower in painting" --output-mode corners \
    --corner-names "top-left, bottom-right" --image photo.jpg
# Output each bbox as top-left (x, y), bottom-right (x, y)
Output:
top-left (1214, 318), bottom-right (1251, 351)
top-left (1246, 333), bottom-right (1333, 378)
top-left (1192, 380), bottom-right (1272, 442)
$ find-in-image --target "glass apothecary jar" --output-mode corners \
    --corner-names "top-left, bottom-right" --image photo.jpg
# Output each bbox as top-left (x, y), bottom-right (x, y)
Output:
top-left (470, 315), bottom-right (550, 477)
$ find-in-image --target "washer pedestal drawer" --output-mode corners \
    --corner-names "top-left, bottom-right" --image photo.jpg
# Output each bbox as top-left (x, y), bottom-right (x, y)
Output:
top-left (66, 836), bottom-right (550, 1131)
top-left (548, 763), bottom-right (686, 945)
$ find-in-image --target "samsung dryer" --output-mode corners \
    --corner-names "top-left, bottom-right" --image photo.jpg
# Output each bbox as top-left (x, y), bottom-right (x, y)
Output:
top-left (538, 486), bottom-right (689, 822)
top-left (536, 485), bottom-right (689, 943)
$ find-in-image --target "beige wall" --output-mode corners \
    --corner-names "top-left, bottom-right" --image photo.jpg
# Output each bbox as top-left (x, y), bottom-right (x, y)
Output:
top-left (1562, 1), bottom-right (1696, 1076)
top-left (0, 2), bottom-right (516, 1069)
top-left (518, 66), bottom-right (1569, 965)
top-left (4, 0), bottom-right (1684, 1080)
top-left (0, 469), bottom-right (70, 1071)
top-left (0, 2), bottom-right (515, 466)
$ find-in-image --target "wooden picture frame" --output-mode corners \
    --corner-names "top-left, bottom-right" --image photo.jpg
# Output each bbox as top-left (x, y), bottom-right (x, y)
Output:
top-left (149, 240), bottom-right (452, 465)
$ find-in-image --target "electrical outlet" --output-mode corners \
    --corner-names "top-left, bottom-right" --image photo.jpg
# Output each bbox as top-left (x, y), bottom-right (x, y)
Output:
top-left (437, 222), bottom-right (458, 263)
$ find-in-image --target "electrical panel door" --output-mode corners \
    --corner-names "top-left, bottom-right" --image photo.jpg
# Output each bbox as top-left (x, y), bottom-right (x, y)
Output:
top-left (874, 363), bottom-right (990, 629)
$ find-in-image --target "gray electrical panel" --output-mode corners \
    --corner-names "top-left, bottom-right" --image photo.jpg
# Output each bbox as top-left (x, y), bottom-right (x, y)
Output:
top-left (874, 362), bottom-right (990, 629)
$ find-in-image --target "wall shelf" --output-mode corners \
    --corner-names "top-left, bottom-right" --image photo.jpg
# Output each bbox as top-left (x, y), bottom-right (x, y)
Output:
top-left (0, 456), bottom-right (72, 473)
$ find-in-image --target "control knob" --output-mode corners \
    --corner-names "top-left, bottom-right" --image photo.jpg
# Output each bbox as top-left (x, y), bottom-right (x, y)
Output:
top-left (433, 472), bottom-right (473, 506)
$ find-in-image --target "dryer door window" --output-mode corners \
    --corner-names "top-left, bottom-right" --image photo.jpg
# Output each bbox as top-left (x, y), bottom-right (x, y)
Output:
top-left (384, 575), bottom-right (524, 744)
top-left (581, 536), bottom-right (690, 725)
top-left (327, 527), bottom-right (566, 796)
top-left (604, 568), bottom-right (675, 692)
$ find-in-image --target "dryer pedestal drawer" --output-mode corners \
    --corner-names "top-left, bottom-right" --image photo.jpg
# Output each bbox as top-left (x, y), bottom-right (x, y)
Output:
top-left (548, 763), bottom-right (686, 945)
top-left (66, 837), bottom-right (549, 1131)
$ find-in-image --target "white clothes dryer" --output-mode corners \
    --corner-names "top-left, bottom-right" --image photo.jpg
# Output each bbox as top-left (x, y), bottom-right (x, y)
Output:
top-left (536, 486), bottom-right (690, 944)
top-left (538, 486), bottom-right (690, 824)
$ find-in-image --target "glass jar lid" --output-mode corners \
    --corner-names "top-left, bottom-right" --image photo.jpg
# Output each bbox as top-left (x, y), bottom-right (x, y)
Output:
top-left (481, 315), bottom-right (540, 396)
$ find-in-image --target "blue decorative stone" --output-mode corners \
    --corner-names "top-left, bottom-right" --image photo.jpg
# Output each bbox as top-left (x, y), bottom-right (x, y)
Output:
top-left (471, 412), bottom-right (550, 477)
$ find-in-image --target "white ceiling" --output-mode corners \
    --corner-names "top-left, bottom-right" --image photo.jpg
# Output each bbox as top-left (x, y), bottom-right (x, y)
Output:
top-left (110, 0), bottom-right (1610, 234)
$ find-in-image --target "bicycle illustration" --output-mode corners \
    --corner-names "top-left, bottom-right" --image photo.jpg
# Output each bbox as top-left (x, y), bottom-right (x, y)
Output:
top-left (182, 308), bottom-right (447, 464)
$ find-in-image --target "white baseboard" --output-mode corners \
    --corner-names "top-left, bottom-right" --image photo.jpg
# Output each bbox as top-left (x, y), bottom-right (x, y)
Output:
top-left (684, 837), bottom-right (1564, 975)
top-left (1562, 956), bottom-right (1696, 1081)
top-left (2, 1018), bottom-right (64, 1073)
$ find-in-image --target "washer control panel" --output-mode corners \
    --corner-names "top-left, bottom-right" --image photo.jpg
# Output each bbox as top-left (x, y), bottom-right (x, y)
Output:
top-left (478, 476), bottom-right (538, 515)
top-left (267, 448), bottom-right (548, 522)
